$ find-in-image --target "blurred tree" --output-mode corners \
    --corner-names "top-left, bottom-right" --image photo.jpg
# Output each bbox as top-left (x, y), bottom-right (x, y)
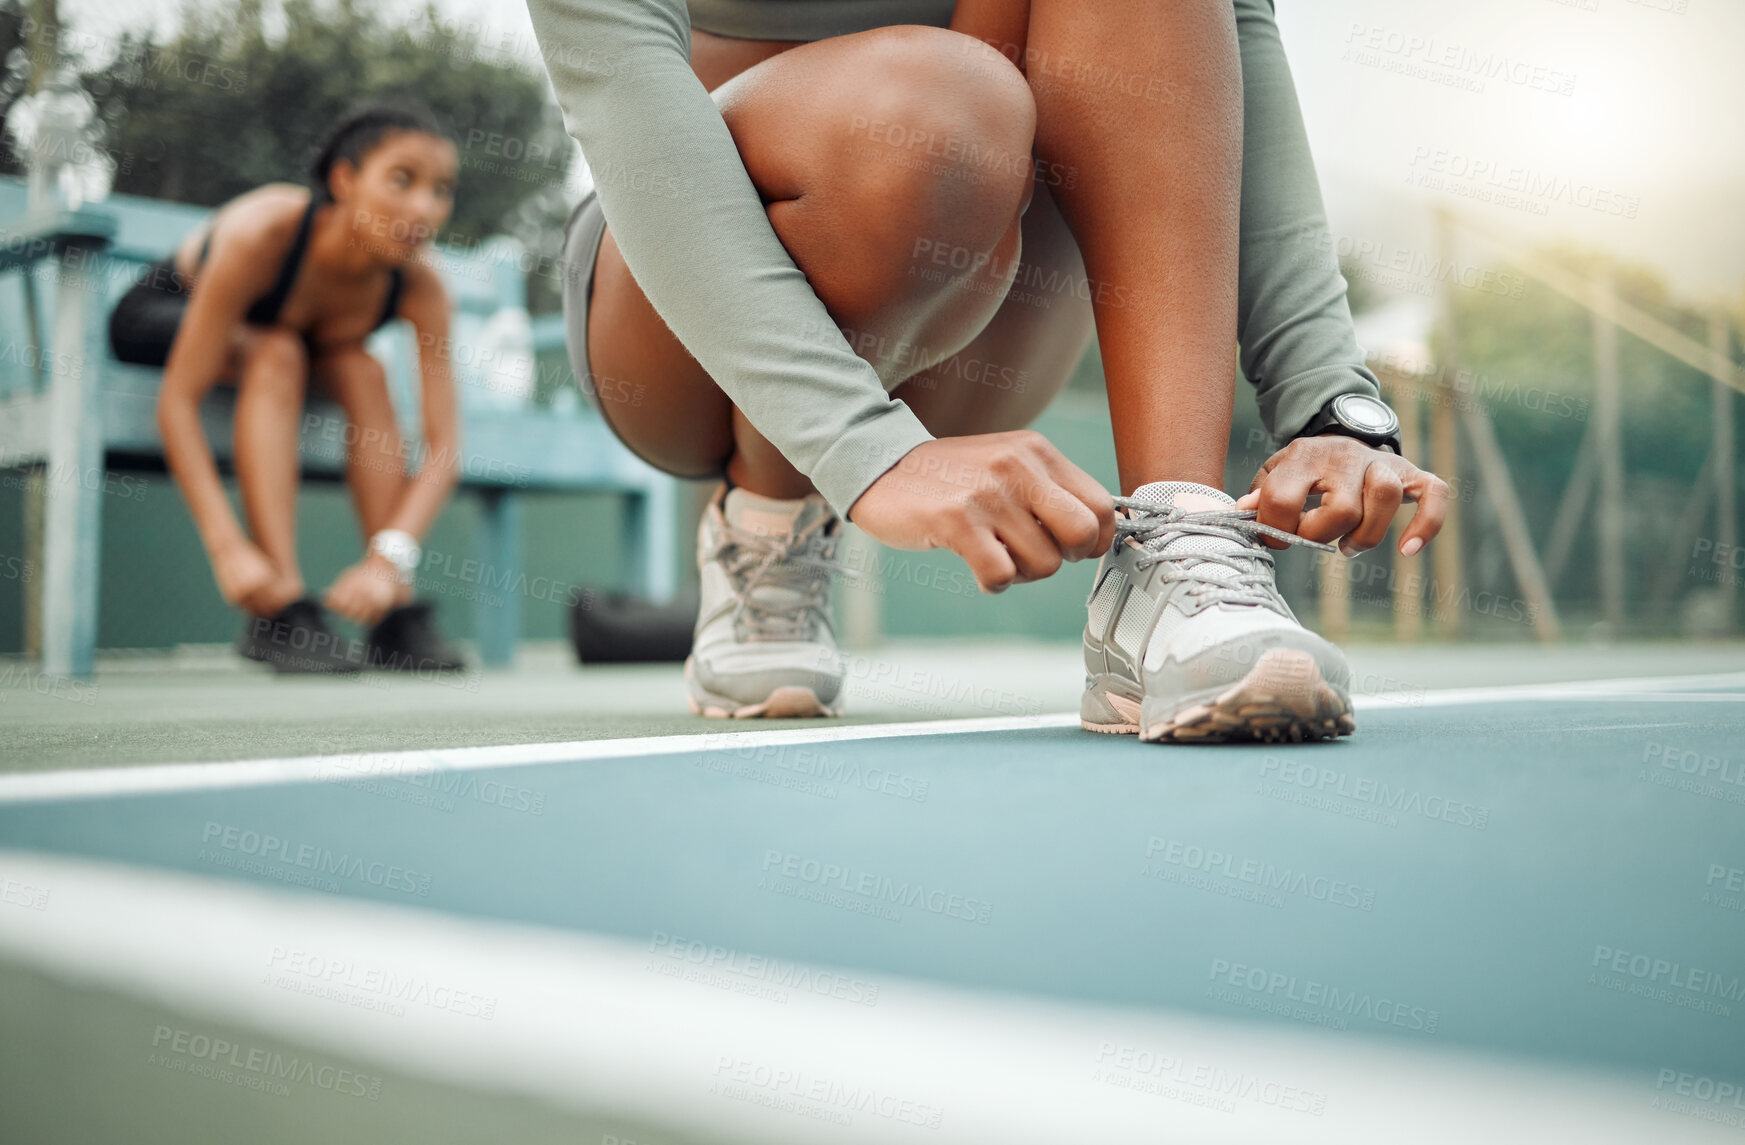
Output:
top-left (1442, 246), bottom-right (1741, 627)
top-left (1338, 254), bottom-right (1384, 316)
top-left (0, 0), bottom-right (37, 176)
top-left (15, 0), bottom-right (573, 246)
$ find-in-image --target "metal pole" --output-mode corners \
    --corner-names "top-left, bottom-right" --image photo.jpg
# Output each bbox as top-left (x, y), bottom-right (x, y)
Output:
top-left (1319, 549), bottom-right (1350, 643)
top-left (1383, 369), bottom-right (1424, 642)
top-left (26, 0), bottom-right (59, 93)
top-left (1591, 268), bottom-right (1625, 632)
top-left (839, 525), bottom-right (884, 649)
top-left (1543, 424), bottom-right (1596, 590)
top-left (40, 243), bottom-right (103, 677)
top-left (1713, 310), bottom-right (1737, 633)
top-left (1458, 401), bottom-right (1562, 641)
top-left (23, 468), bottom-right (44, 658)
top-left (1431, 211), bottom-right (1464, 638)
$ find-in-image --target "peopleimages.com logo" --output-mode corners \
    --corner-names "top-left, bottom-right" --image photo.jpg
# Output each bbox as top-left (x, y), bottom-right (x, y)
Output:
top-left (760, 850), bottom-right (993, 925)
top-left (148, 1025), bottom-right (383, 1100)
top-left (199, 822), bottom-right (432, 896)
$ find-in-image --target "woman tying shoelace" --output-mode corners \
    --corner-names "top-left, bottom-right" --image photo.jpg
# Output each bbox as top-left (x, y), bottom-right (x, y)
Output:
top-left (115, 103), bottom-right (468, 674)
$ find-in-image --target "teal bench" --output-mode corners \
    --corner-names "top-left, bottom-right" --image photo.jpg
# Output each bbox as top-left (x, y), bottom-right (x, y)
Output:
top-left (0, 178), bottom-right (676, 675)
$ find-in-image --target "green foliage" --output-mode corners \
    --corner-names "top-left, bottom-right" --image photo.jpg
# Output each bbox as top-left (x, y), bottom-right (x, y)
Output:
top-left (1338, 254), bottom-right (1386, 317)
top-left (1442, 246), bottom-right (1742, 625)
top-left (59, 0), bottom-right (569, 244)
top-left (0, 0), bottom-right (36, 176)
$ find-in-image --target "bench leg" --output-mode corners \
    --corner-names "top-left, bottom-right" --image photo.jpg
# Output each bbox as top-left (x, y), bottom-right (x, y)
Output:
top-left (473, 488), bottom-right (522, 668)
top-left (41, 247), bottom-right (103, 678)
top-left (621, 479), bottom-right (677, 603)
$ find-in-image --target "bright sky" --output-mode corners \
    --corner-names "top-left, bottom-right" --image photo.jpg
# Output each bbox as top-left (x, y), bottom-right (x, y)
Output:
top-left (55, 0), bottom-right (1745, 297)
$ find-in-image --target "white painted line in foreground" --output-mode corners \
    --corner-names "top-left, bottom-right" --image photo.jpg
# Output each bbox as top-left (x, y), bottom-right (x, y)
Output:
top-left (0, 713), bottom-right (1077, 804)
top-left (0, 850), bottom-right (1723, 1145)
top-left (1, 672), bottom-right (1740, 805)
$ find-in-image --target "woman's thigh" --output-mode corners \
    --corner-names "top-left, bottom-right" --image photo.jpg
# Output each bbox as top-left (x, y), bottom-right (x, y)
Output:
top-left (581, 24), bottom-right (1053, 479)
top-left (892, 174), bottom-right (1094, 436)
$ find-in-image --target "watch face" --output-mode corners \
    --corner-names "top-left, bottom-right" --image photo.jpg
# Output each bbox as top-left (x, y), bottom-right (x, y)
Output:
top-left (1333, 393), bottom-right (1400, 436)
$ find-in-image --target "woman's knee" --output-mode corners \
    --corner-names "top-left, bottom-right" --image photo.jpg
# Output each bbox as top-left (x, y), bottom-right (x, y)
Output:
top-left (317, 346), bottom-right (389, 406)
top-left (240, 329), bottom-right (308, 394)
top-left (318, 350), bottom-right (401, 449)
top-left (840, 28), bottom-right (1036, 169)
top-left (725, 27), bottom-right (1037, 303)
top-left (323, 344), bottom-right (386, 380)
top-left (837, 29), bottom-right (1034, 229)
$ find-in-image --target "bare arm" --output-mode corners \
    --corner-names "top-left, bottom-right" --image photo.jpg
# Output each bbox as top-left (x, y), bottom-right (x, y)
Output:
top-left (378, 262), bottom-right (460, 541)
top-left (155, 237), bottom-right (263, 553)
top-left (320, 264), bottom-right (461, 626)
top-left (155, 212), bottom-right (297, 612)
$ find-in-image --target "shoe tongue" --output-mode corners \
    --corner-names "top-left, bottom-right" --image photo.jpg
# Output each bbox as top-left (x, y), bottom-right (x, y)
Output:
top-left (1127, 481), bottom-right (1247, 585)
top-left (722, 489), bottom-right (834, 627)
top-left (1129, 480), bottom-right (1234, 513)
top-left (724, 488), bottom-right (830, 539)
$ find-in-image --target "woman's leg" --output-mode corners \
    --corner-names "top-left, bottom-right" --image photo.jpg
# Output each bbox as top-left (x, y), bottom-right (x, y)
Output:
top-left (583, 25), bottom-right (1046, 496)
top-left (313, 346), bottom-right (416, 607)
top-left (230, 328), bottom-right (311, 608)
top-left (892, 174), bottom-right (1094, 435)
top-left (1026, 0), bottom-right (1245, 494)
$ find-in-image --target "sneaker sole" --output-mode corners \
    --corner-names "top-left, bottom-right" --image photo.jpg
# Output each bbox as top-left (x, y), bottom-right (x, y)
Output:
top-left (1140, 648), bottom-right (1354, 744)
top-left (1080, 676), bottom-right (1142, 735)
top-left (684, 660), bottom-right (840, 719)
top-left (237, 650), bottom-right (363, 675)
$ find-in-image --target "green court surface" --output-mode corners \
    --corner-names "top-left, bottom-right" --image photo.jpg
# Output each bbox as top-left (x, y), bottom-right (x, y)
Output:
top-left (1, 654), bottom-right (1743, 1142)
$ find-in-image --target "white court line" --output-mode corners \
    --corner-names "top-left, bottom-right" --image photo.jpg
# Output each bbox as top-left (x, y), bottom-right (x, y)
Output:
top-left (0, 850), bottom-right (1726, 1145)
top-left (1, 672), bottom-right (1741, 806)
top-left (0, 713), bottom-right (1078, 805)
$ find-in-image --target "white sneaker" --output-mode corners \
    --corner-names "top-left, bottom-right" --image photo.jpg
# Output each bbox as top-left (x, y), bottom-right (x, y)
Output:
top-left (1081, 481), bottom-right (1355, 743)
top-left (685, 485), bottom-right (845, 718)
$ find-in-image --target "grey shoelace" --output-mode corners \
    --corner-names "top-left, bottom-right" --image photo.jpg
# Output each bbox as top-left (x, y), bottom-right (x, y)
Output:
top-left (711, 516), bottom-right (849, 641)
top-left (1112, 498), bottom-right (1337, 609)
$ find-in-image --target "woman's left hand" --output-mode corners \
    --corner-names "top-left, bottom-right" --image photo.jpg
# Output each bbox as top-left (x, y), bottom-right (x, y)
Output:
top-left (324, 554), bottom-right (406, 626)
top-left (1236, 435), bottom-right (1451, 558)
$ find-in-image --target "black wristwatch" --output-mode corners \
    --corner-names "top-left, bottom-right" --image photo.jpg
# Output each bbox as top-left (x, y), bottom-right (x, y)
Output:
top-left (1294, 393), bottom-right (1401, 455)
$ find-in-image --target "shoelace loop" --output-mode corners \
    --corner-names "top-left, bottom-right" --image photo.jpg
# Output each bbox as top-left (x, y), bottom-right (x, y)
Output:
top-left (710, 516), bottom-right (853, 641)
top-left (1112, 497), bottom-right (1337, 608)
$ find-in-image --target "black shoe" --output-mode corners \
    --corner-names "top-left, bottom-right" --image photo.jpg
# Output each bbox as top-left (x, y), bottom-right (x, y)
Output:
top-left (237, 598), bottom-right (365, 674)
top-left (365, 601), bottom-right (468, 672)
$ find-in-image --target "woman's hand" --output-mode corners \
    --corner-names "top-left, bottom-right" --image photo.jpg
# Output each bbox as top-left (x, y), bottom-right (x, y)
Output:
top-left (1236, 435), bottom-right (1451, 557)
top-left (848, 431), bottom-right (1115, 593)
top-left (324, 554), bottom-right (406, 626)
top-left (210, 537), bottom-right (297, 616)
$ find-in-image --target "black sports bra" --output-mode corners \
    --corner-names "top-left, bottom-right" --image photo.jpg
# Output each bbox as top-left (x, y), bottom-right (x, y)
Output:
top-left (197, 196), bottom-right (404, 332)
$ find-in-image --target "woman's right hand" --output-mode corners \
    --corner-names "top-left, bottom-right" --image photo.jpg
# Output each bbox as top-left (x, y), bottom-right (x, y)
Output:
top-left (209, 537), bottom-right (294, 616)
top-left (847, 431), bottom-right (1115, 594)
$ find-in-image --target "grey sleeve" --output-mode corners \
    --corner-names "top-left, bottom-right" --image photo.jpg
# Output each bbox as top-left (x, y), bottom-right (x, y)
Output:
top-left (522, 0), bottom-right (933, 515)
top-left (1234, 0), bottom-right (1384, 445)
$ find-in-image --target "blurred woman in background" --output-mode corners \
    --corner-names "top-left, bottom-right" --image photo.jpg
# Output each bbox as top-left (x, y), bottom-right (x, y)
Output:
top-left (112, 103), bottom-right (467, 673)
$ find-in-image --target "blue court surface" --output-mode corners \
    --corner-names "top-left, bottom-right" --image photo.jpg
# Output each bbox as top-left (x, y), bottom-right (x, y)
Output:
top-left (2, 672), bottom-right (1743, 1143)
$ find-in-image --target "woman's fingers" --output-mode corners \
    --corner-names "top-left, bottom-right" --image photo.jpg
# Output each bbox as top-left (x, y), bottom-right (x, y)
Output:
top-left (996, 511), bottom-right (1065, 583)
top-left (1034, 452), bottom-right (1116, 560)
top-left (951, 526), bottom-right (1020, 594)
top-left (1244, 436), bottom-right (1452, 557)
top-left (1346, 461), bottom-right (1405, 554)
top-left (1251, 460), bottom-right (1316, 549)
top-left (1396, 465), bottom-right (1453, 557)
top-left (851, 431), bottom-right (1115, 589)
